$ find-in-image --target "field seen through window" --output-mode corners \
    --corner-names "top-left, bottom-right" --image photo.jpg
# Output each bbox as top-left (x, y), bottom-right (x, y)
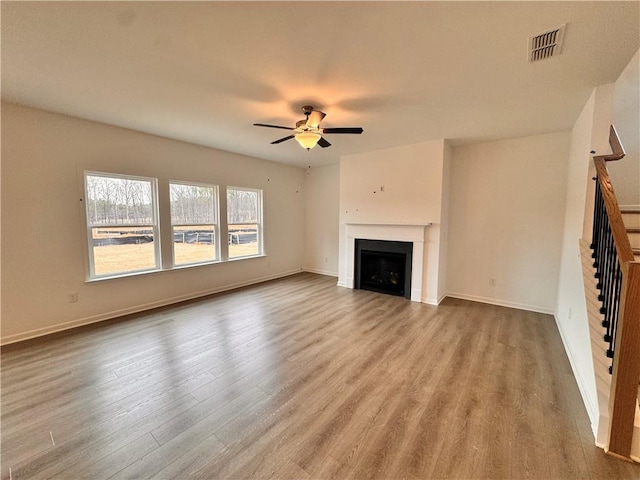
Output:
top-left (92, 225), bottom-right (259, 276)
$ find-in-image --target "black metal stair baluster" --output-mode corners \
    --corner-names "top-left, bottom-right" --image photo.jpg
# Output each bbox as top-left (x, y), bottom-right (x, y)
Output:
top-left (600, 230), bottom-right (615, 343)
top-left (608, 259), bottom-right (623, 373)
top-left (603, 228), bottom-right (615, 316)
top-left (597, 180), bottom-right (605, 261)
top-left (605, 221), bottom-right (616, 343)
top-left (598, 219), bottom-right (610, 298)
top-left (591, 178), bottom-right (601, 256)
top-left (596, 203), bottom-right (607, 288)
top-left (605, 220), bottom-right (613, 286)
top-left (591, 172), bottom-right (626, 374)
top-left (602, 227), bottom-right (613, 344)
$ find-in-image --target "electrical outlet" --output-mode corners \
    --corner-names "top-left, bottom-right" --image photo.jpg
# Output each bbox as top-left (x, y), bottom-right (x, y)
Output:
top-left (324, 257), bottom-right (328, 263)
top-left (68, 292), bottom-right (78, 303)
top-left (489, 278), bottom-right (496, 287)
top-left (569, 307), bottom-right (572, 319)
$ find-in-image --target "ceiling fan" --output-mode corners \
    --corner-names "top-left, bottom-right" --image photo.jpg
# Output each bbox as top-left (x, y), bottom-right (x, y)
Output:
top-left (253, 105), bottom-right (364, 150)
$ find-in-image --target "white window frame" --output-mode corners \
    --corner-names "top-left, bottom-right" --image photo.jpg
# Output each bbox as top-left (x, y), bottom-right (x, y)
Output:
top-left (84, 171), bottom-right (161, 280)
top-left (169, 181), bottom-right (220, 267)
top-left (226, 186), bottom-right (264, 259)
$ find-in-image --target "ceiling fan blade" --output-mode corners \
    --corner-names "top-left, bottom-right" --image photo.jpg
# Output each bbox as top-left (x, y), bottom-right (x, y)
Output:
top-left (254, 123), bottom-right (294, 130)
top-left (318, 137), bottom-right (331, 148)
top-left (271, 135), bottom-right (295, 144)
top-left (306, 110), bottom-right (326, 128)
top-left (322, 127), bottom-right (364, 134)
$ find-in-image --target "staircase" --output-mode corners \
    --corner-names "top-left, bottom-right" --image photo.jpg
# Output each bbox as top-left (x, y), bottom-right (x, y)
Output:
top-left (622, 210), bottom-right (640, 262)
top-left (587, 126), bottom-right (640, 462)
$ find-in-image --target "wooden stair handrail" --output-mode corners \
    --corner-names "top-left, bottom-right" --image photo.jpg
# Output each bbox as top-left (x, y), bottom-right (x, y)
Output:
top-left (593, 158), bottom-right (635, 264)
top-left (595, 125), bottom-right (626, 162)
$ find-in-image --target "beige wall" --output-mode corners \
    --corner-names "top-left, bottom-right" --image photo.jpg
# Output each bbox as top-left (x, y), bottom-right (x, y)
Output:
top-left (303, 164), bottom-right (339, 276)
top-left (339, 141), bottom-right (445, 226)
top-left (447, 131), bottom-right (570, 313)
top-left (1, 103), bottom-right (305, 343)
top-left (609, 49), bottom-right (640, 207)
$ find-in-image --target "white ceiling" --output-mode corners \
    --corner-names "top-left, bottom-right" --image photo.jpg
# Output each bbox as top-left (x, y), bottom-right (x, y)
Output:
top-left (2, 1), bottom-right (639, 168)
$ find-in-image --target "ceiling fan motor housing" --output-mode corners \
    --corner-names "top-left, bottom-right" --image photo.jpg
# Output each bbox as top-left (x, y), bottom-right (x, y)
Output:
top-left (301, 105), bottom-right (315, 116)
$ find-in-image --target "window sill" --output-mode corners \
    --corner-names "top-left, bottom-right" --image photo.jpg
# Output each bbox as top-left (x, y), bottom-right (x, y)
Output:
top-left (86, 268), bottom-right (163, 283)
top-left (226, 253), bottom-right (266, 262)
top-left (86, 254), bottom-right (266, 282)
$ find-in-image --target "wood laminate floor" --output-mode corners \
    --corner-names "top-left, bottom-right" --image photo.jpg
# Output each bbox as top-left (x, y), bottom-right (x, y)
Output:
top-left (2, 273), bottom-right (639, 479)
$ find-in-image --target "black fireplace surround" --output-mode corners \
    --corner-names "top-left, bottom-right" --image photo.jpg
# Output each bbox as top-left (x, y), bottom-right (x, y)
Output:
top-left (354, 239), bottom-right (413, 299)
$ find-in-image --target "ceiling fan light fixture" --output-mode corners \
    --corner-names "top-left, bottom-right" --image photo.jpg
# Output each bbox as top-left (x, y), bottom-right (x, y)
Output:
top-left (295, 131), bottom-right (321, 150)
top-left (254, 106), bottom-right (363, 150)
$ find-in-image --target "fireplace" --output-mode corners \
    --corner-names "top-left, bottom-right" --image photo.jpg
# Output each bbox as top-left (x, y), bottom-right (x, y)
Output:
top-left (355, 239), bottom-right (413, 299)
top-left (339, 223), bottom-right (429, 303)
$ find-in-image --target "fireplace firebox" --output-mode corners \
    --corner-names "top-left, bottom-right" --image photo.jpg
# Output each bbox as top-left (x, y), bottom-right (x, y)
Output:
top-left (354, 239), bottom-right (413, 299)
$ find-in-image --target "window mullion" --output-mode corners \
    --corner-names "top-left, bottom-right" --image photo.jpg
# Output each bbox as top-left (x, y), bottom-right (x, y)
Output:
top-left (157, 178), bottom-right (173, 270)
top-left (220, 186), bottom-right (230, 261)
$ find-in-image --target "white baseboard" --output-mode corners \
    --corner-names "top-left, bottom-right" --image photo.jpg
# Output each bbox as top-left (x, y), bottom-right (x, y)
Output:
top-left (303, 268), bottom-right (338, 277)
top-left (444, 292), bottom-right (554, 315)
top-left (553, 313), bottom-right (600, 440)
top-left (410, 289), bottom-right (422, 303)
top-left (619, 205), bottom-right (640, 211)
top-left (1, 269), bottom-right (302, 346)
top-left (420, 293), bottom-right (448, 305)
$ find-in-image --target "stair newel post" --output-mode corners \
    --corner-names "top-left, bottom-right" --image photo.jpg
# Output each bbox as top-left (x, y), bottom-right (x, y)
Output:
top-left (608, 262), bottom-right (640, 459)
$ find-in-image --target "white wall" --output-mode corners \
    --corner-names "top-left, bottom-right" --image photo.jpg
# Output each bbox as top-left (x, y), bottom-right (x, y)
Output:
top-left (1, 103), bottom-right (305, 343)
top-left (447, 132), bottom-right (570, 313)
top-left (609, 49), bottom-right (640, 207)
top-left (437, 142), bottom-right (452, 302)
top-left (337, 140), bottom-right (446, 303)
top-left (582, 84), bottom-right (615, 241)
top-left (339, 141), bottom-right (445, 226)
top-left (555, 88), bottom-right (600, 436)
top-left (303, 164), bottom-right (339, 276)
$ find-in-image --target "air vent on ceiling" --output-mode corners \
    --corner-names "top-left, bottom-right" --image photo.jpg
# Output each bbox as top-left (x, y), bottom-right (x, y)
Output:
top-left (529, 24), bottom-right (566, 62)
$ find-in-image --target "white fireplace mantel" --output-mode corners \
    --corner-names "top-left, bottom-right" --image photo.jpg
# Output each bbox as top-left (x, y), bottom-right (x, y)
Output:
top-left (340, 223), bottom-right (432, 302)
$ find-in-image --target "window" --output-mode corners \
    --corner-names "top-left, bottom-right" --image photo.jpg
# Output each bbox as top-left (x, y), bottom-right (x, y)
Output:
top-left (170, 182), bottom-right (219, 266)
top-left (83, 173), bottom-right (264, 280)
top-left (85, 172), bottom-right (160, 279)
top-left (227, 187), bottom-right (263, 258)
